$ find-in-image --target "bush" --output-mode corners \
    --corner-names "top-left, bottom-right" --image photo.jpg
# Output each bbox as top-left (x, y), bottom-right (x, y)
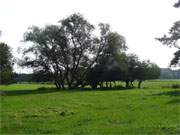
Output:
top-left (171, 84), bottom-right (180, 89)
top-left (162, 84), bottom-right (180, 89)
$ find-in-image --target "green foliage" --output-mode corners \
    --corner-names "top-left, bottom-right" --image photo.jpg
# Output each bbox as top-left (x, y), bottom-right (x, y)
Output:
top-left (135, 60), bottom-right (160, 88)
top-left (21, 13), bottom-right (160, 89)
top-left (32, 70), bottom-right (53, 82)
top-left (171, 84), bottom-right (180, 89)
top-left (0, 43), bottom-right (14, 84)
top-left (157, 0), bottom-right (179, 63)
top-left (21, 13), bottom-right (117, 89)
top-left (0, 81), bottom-right (180, 134)
top-left (86, 53), bottom-right (160, 89)
top-left (162, 83), bottom-right (180, 89)
top-left (160, 68), bottom-right (180, 79)
top-left (0, 69), bottom-right (13, 84)
top-left (13, 73), bottom-right (33, 83)
top-left (85, 31), bottom-right (127, 88)
top-left (156, 20), bottom-right (180, 66)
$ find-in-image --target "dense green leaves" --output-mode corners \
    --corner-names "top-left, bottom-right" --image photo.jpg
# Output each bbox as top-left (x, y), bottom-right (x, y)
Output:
top-left (86, 51), bottom-right (160, 89)
top-left (21, 13), bottom-right (115, 89)
top-left (0, 43), bottom-right (14, 84)
top-left (21, 13), bottom-right (160, 89)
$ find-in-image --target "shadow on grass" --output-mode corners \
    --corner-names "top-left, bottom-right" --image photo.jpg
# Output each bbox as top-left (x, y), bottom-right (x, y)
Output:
top-left (167, 99), bottom-right (180, 104)
top-left (68, 86), bottom-right (133, 92)
top-left (1, 86), bottom-right (133, 96)
top-left (1, 87), bottom-right (60, 96)
top-left (151, 90), bottom-right (180, 97)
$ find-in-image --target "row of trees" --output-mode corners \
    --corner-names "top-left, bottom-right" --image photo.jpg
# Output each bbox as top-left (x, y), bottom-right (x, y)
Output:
top-left (160, 68), bottom-right (180, 79)
top-left (1, 1), bottom-right (179, 88)
top-left (0, 14), bottom-right (160, 88)
top-left (17, 13), bottom-right (160, 89)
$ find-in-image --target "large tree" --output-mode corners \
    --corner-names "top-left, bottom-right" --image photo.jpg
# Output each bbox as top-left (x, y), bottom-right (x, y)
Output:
top-left (0, 43), bottom-right (14, 84)
top-left (121, 54), bottom-right (139, 88)
top-left (135, 60), bottom-right (160, 88)
top-left (85, 32), bottom-right (127, 88)
top-left (21, 13), bottom-right (111, 89)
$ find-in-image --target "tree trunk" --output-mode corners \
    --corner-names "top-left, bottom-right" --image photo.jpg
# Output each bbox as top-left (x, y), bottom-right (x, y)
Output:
top-left (54, 82), bottom-right (59, 88)
top-left (114, 81), bottom-right (117, 88)
top-left (67, 83), bottom-right (72, 89)
top-left (60, 82), bottom-right (65, 89)
top-left (54, 80), bottom-right (61, 89)
top-left (130, 80), bottom-right (134, 87)
top-left (138, 80), bottom-right (142, 88)
top-left (106, 82), bottom-right (108, 88)
top-left (125, 80), bottom-right (129, 88)
top-left (92, 84), bottom-right (97, 89)
top-left (110, 82), bottom-right (112, 88)
top-left (99, 82), bottom-right (103, 88)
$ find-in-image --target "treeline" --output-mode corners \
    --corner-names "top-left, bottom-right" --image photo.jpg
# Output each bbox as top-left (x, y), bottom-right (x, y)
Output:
top-left (12, 72), bottom-right (52, 83)
top-left (1, 13), bottom-right (160, 88)
top-left (160, 68), bottom-right (180, 79)
top-left (13, 68), bottom-right (180, 84)
top-left (19, 13), bottom-right (160, 89)
top-left (13, 58), bottom-right (160, 89)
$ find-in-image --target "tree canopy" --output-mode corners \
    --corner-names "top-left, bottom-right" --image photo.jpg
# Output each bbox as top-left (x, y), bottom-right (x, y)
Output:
top-left (21, 13), bottom-right (127, 89)
top-left (156, 22), bottom-right (180, 67)
top-left (20, 13), bottom-right (160, 89)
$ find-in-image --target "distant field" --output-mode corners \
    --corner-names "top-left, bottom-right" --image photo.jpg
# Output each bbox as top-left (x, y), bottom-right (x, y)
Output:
top-left (0, 80), bottom-right (180, 134)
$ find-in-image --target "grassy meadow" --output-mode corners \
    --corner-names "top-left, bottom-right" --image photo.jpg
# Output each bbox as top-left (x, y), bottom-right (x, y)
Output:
top-left (0, 80), bottom-right (180, 134)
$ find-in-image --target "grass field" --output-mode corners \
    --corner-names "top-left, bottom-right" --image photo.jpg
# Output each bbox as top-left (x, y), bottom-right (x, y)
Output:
top-left (0, 80), bottom-right (180, 134)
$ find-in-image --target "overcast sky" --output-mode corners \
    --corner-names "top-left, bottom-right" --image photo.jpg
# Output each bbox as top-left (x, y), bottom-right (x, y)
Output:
top-left (0, 0), bottom-right (179, 73)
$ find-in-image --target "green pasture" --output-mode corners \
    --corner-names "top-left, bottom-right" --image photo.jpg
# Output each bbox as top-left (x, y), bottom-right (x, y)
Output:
top-left (0, 80), bottom-right (180, 134)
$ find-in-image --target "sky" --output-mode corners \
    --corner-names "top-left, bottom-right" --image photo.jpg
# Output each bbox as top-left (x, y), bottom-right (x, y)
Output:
top-left (0, 0), bottom-right (179, 73)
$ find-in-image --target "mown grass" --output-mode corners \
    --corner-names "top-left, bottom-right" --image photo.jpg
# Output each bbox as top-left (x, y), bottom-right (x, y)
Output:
top-left (0, 80), bottom-right (180, 134)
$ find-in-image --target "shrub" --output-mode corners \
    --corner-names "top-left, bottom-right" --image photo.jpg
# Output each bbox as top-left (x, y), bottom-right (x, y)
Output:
top-left (171, 84), bottom-right (180, 89)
